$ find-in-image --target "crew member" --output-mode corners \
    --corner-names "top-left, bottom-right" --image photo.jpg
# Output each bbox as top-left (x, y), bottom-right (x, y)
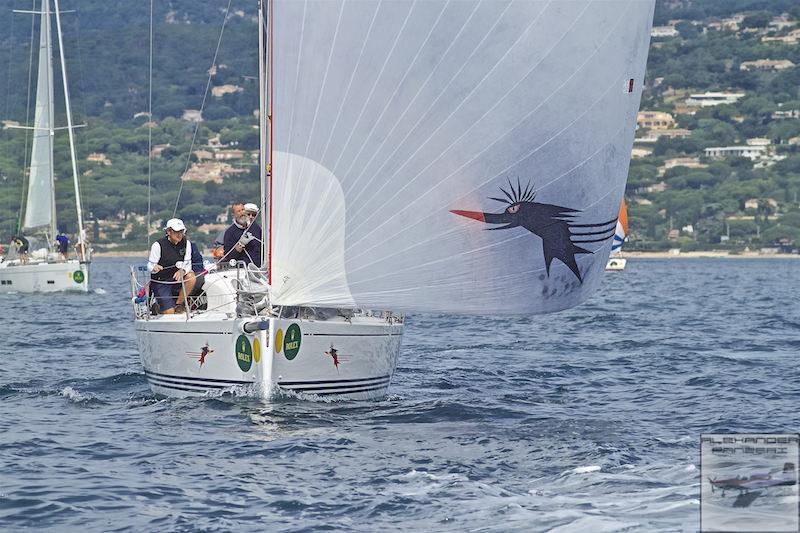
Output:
top-left (55, 230), bottom-right (69, 261)
top-left (223, 202), bottom-right (262, 267)
top-left (13, 235), bottom-right (30, 264)
top-left (147, 218), bottom-right (194, 314)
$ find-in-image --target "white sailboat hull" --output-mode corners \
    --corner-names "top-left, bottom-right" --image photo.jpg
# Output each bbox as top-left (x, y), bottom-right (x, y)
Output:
top-left (135, 314), bottom-right (402, 400)
top-left (0, 260), bottom-right (89, 293)
top-left (605, 257), bottom-right (627, 271)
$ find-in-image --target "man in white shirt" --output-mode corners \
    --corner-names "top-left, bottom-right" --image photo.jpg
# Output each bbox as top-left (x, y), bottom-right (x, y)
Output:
top-left (147, 218), bottom-right (195, 314)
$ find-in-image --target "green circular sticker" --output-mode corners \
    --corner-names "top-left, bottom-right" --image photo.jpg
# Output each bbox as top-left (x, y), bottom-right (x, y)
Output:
top-left (73, 270), bottom-right (85, 284)
top-left (283, 324), bottom-right (301, 360)
top-left (235, 334), bottom-right (253, 372)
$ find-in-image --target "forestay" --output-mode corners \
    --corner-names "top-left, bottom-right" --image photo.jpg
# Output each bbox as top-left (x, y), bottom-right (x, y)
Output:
top-left (24, 2), bottom-right (57, 234)
top-left (270, 0), bottom-right (654, 314)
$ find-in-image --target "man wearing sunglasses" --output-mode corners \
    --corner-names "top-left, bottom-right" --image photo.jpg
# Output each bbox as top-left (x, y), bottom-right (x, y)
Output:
top-left (222, 202), bottom-right (262, 267)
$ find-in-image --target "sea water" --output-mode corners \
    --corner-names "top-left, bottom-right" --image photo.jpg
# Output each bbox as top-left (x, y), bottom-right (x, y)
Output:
top-left (0, 258), bottom-right (798, 531)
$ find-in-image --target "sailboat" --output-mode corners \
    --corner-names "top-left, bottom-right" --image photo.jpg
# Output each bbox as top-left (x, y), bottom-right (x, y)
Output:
top-left (132, 0), bottom-right (654, 398)
top-left (0, 0), bottom-right (90, 293)
top-left (606, 199), bottom-right (628, 271)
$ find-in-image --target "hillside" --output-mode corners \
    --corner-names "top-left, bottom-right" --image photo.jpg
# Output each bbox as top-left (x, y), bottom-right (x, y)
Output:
top-left (0, 0), bottom-right (799, 252)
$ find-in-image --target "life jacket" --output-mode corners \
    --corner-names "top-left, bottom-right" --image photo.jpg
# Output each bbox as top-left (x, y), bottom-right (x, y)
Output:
top-left (151, 235), bottom-right (187, 282)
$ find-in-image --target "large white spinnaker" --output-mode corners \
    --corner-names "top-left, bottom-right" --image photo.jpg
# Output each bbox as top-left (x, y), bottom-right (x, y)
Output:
top-left (270, 0), bottom-right (654, 314)
top-left (23, 1), bottom-right (57, 236)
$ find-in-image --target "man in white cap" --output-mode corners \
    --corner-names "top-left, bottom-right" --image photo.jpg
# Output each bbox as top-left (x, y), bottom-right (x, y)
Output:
top-left (147, 218), bottom-right (195, 314)
top-left (223, 202), bottom-right (262, 267)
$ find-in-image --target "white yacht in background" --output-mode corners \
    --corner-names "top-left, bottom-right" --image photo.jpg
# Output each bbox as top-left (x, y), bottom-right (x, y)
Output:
top-left (131, 0), bottom-right (654, 399)
top-left (0, 0), bottom-right (90, 293)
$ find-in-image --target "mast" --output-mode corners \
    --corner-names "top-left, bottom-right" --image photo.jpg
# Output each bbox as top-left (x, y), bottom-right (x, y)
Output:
top-left (42, 0), bottom-right (57, 244)
top-left (258, 0), bottom-right (267, 270)
top-left (267, 0), bottom-right (273, 285)
top-left (52, 0), bottom-right (86, 258)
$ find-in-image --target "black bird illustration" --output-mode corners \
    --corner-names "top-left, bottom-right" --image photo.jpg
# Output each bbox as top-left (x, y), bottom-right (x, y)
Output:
top-left (451, 179), bottom-right (617, 282)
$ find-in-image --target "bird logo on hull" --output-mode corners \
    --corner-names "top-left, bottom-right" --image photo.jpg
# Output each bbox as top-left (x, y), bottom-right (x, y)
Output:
top-left (451, 179), bottom-right (617, 282)
top-left (187, 343), bottom-right (214, 367)
top-left (324, 344), bottom-right (351, 373)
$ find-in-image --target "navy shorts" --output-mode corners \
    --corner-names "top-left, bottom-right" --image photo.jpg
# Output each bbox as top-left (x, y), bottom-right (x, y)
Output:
top-left (151, 280), bottom-right (180, 311)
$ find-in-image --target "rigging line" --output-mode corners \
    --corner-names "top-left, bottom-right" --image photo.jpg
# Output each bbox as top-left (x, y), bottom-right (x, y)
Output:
top-left (3, 1), bottom-right (18, 231)
top-left (317, 1), bottom-right (380, 164)
top-left (338, 0), bottom-right (449, 186)
top-left (283, 0), bottom-right (307, 167)
top-left (345, 81), bottom-right (628, 270)
top-left (71, 1), bottom-right (91, 233)
top-left (17, 0), bottom-right (38, 234)
top-left (345, 0), bottom-right (548, 215)
top-left (346, 1), bottom-right (629, 248)
top-left (171, 0), bottom-right (233, 218)
top-left (147, 0), bottom-right (153, 246)
top-left (343, 0), bottom-right (480, 196)
top-left (288, 0), bottom-right (345, 248)
top-left (329, 0), bottom-right (416, 173)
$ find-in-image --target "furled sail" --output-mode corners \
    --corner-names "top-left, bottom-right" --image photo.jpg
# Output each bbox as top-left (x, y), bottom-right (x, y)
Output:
top-left (610, 200), bottom-right (628, 254)
top-left (270, 0), bottom-right (654, 313)
top-left (23, 2), bottom-right (57, 234)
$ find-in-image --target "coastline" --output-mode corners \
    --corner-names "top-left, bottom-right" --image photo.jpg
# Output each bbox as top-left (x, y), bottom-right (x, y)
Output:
top-left (90, 250), bottom-right (800, 259)
top-left (623, 251), bottom-right (800, 259)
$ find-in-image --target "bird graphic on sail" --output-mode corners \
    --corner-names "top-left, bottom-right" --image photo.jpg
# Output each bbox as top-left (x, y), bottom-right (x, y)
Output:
top-left (451, 179), bottom-right (617, 282)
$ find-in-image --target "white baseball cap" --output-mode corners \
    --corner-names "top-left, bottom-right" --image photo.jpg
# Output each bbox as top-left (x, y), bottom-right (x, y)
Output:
top-left (165, 218), bottom-right (186, 232)
top-left (243, 203), bottom-right (259, 214)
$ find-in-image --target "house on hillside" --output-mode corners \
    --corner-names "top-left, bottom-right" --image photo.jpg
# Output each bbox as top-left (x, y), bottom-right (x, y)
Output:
top-left (215, 149), bottom-right (245, 161)
top-left (740, 59), bottom-right (795, 71)
top-left (637, 111), bottom-right (675, 130)
top-left (686, 92), bottom-right (745, 107)
top-left (651, 25), bottom-right (678, 38)
top-left (762, 28), bottom-right (800, 44)
top-left (704, 145), bottom-right (766, 160)
top-left (707, 15), bottom-right (744, 32)
top-left (182, 109), bottom-right (203, 122)
top-left (211, 84), bottom-right (244, 98)
top-left (86, 153), bottom-right (111, 166)
top-left (151, 144), bottom-right (171, 158)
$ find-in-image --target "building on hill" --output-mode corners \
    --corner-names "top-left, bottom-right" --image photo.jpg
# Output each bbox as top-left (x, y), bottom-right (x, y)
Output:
top-left (181, 162), bottom-right (246, 184)
top-left (704, 145), bottom-right (766, 160)
top-left (744, 198), bottom-right (778, 210)
top-left (193, 149), bottom-right (214, 161)
top-left (86, 153), bottom-right (111, 166)
top-left (686, 92), bottom-right (745, 107)
top-left (707, 15), bottom-right (744, 32)
top-left (658, 157), bottom-right (707, 176)
top-left (182, 109), bottom-right (203, 122)
top-left (769, 15), bottom-right (796, 31)
top-left (740, 59), bottom-right (795, 71)
top-left (762, 28), bottom-right (800, 44)
top-left (637, 111), bottom-right (674, 130)
top-left (214, 149), bottom-right (245, 161)
top-left (151, 144), bottom-right (171, 158)
top-left (651, 25), bottom-right (678, 38)
top-left (637, 128), bottom-right (691, 143)
top-left (207, 136), bottom-right (226, 149)
top-left (211, 84), bottom-right (244, 98)
top-left (772, 109), bottom-right (800, 120)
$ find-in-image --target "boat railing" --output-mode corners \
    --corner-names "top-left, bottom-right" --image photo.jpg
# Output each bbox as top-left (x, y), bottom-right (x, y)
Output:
top-left (130, 262), bottom-right (404, 325)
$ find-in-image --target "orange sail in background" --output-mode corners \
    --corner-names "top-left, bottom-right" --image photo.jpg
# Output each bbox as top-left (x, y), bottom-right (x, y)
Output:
top-left (611, 200), bottom-right (628, 253)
